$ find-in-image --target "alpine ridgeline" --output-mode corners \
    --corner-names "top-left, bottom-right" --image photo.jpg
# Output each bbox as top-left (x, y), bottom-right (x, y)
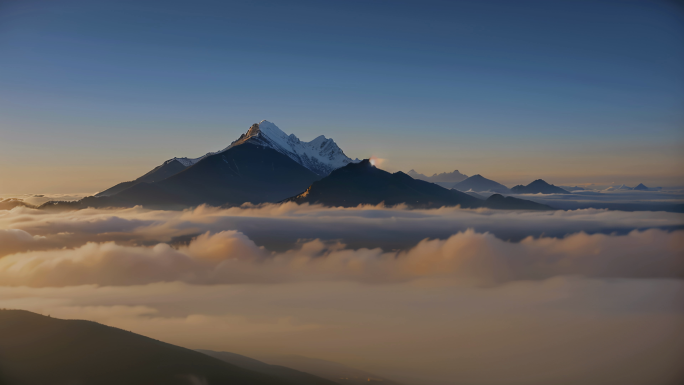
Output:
top-left (168, 120), bottom-right (357, 177)
top-left (96, 120), bottom-right (358, 197)
top-left (228, 121), bottom-right (359, 176)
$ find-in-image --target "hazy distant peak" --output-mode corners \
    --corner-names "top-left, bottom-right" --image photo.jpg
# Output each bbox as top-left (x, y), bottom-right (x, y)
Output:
top-left (452, 174), bottom-right (510, 193)
top-left (407, 168), bottom-right (468, 183)
top-left (511, 179), bottom-right (569, 194)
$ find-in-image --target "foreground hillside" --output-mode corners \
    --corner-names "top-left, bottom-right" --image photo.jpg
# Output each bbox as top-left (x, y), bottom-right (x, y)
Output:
top-left (197, 350), bottom-right (340, 385)
top-left (0, 310), bottom-right (299, 385)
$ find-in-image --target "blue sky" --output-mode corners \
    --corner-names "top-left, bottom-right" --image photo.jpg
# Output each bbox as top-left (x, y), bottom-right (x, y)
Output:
top-left (1, 0), bottom-right (683, 193)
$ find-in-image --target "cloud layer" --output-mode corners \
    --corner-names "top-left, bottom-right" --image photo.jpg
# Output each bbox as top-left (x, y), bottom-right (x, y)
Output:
top-left (1, 204), bottom-right (683, 384)
top-left (1, 227), bottom-right (682, 287)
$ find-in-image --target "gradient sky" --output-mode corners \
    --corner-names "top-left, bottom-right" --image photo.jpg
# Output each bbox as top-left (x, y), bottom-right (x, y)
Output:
top-left (1, 0), bottom-right (683, 194)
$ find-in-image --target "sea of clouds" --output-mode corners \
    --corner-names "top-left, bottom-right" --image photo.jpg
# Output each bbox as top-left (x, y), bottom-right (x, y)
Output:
top-left (1, 203), bottom-right (683, 385)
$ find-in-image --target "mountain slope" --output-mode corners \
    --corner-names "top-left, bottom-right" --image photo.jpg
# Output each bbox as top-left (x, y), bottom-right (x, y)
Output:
top-left (285, 159), bottom-right (482, 208)
top-left (633, 183), bottom-right (649, 191)
top-left (0, 309), bottom-right (297, 385)
top-left (452, 174), bottom-right (511, 193)
top-left (197, 350), bottom-right (338, 385)
top-left (254, 354), bottom-right (404, 385)
top-left (511, 179), bottom-right (570, 194)
top-left (96, 159), bottom-right (189, 197)
top-left (79, 143), bottom-right (321, 209)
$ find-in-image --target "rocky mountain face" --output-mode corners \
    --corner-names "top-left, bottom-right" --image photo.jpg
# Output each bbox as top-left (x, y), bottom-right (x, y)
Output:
top-left (229, 121), bottom-right (359, 176)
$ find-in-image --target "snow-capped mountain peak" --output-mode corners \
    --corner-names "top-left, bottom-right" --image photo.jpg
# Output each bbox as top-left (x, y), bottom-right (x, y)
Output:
top-left (228, 120), bottom-right (359, 176)
top-left (165, 120), bottom-right (359, 177)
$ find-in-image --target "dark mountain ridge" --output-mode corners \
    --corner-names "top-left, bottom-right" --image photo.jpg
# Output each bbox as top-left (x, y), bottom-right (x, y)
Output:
top-left (285, 159), bottom-right (482, 208)
top-left (0, 309), bottom-right (302, 385)
top-left (511, 179), bottom-right (570, 194)
top-left (286, 160), bottom-right (552, 210)
top-left (452, 174), bottom-right (511, 193)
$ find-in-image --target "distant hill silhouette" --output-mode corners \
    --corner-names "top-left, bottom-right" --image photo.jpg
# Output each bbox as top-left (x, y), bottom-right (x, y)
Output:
top-left (0, 309), bottom-right (301, 385)
top-left (452, 175), bottom-right (510, 193)
top-left (633, 183), bottom-right (649, 191)
top-left (406, 169), bottom-right (467, 183)
top-left (197, 350), bottom-right (338, 385)
top-left (285, 159), bottom-right (482, 208)
top-left (511, 179), bottom-right (569, 194)
top-left (254, 354), bottom-right (404, 385)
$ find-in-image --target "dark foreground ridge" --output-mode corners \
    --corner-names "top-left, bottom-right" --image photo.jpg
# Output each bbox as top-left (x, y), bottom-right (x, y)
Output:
top-left (96, 157), bottom-right (189, 197)
top-left (0, 309), bottom-right (313, 385)
top-left (197, 350), bottom-right (340, 385)
top-left (285, 159), bottom-right (482, 208)
top-left (285, 160), bottom-right (553, 210)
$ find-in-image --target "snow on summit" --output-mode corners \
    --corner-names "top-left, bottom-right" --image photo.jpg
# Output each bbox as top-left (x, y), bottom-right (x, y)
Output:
top-left (230, 120), bottom-right (360, 176)
top-left (167, 120), bottom-right (359, 176)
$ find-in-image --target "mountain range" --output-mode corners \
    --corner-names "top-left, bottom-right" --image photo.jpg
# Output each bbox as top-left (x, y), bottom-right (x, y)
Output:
top-left (97, 120), bottom-right (359, 198)
top-left (39, 121), bottom-right (553, 211)
top-left (48, 121), bottom-right (356, 209)
top-left (285, 160), bottom-right (552, 210)
top-left (406, 169), bottom-right (468, 184)
top-left (602, 183), bottom-right (660, 192)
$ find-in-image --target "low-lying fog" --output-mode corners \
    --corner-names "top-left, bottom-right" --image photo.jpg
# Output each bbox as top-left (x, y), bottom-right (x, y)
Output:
top-left (1, 204), bottom-right (682, 385)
